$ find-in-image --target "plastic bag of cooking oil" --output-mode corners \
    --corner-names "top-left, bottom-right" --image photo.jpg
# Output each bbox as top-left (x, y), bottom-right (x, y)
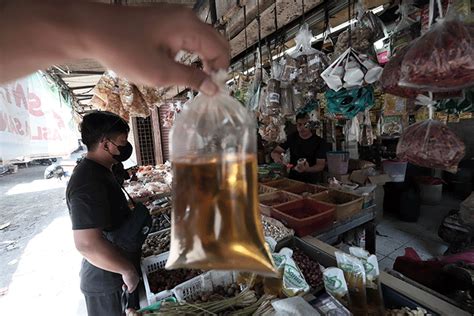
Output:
top-left (335, 251), bottom-right (368, 316)
top-left (349, 247), bottom-right (385, 316)
top-left (166, 71), bottom-right (276, 276)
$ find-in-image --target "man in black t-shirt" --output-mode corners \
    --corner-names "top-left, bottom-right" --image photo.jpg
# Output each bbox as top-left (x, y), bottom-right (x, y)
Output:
top-left (271, 113), bottom-right (328, 183)
top-left (66, 111), bottom-right (138, 316)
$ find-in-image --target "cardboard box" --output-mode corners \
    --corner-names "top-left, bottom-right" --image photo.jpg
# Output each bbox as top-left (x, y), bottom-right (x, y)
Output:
top-left (350, 170), bottom-right (391, 186)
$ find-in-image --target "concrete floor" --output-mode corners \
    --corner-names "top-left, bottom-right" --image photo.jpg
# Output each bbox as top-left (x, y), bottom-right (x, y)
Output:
top-left (0, 165), bottom-right (86, 315)
top-left (375, 194), bottom-right (461, 272)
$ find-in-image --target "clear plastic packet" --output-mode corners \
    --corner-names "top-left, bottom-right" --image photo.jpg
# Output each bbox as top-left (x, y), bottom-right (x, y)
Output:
top-left (358, 5), bottom-right (385, 42)
top-left (280, 82), bottom-right (294, 116)
top-left (291, 23), bottom-right (329, 90)
top-left (380, 44), bottom-right (421, 99)
top-left (390, 2), bottom-right (421, 57)
top-left (349, 247), bottom-right (385, 316)
top-left (265, 79), bottom-right (281, 116)
top-left (272, 247), bottom-right (310, 297)
top-left (360, 110), bottom-right (374, 146)
top-left (166, 71), bottom-right (276, 275)
top-left (399, 1), bottom-right (474, 92)
top-left (280, 55), bottom-right (299, 82)
top-left (335, 251), bottom-right (368, 316)
top-left (323, 267), bottom-right (350, 307)
top-left (136, 85), bottom-right (162, 109)
top-left (396, 101), bottom-right (465, 173)
top-left (118, 78), bottom-right (134, 110)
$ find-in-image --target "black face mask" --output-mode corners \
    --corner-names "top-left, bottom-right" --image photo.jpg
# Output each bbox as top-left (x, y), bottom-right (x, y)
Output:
top-left (108, 140), bottom-right (133, 162)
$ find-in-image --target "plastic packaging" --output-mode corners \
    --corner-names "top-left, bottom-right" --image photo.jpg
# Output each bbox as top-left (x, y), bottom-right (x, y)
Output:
top-left (272, 247), bottom-right (310, 297)
top-left (291, 23), bottom-right (329, 91)
top-left (396, 105), bottom-right (465, 173)
top-left (325, 86), bottom-right (374, 119)
top-left (323, 267), bottom-right (350, 307)
top-left (399, 1), bottom-right (474, 92)
top-left (390, 2), bottom-right (420, 56)
top-left (349, 247), bottom-right (385, 316)
top-left (166, 71), bottom-right (276, 276)
top-left (380, 43), bottom-right (421, 99)
top-left (335, 251), bottom-right (368, 316)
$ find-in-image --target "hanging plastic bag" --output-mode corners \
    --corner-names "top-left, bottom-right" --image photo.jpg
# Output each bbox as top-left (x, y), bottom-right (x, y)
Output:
top-left (390, 2), bottom-right (421, 57)
top-left (335, 251), bottom-right (368, 315)
top-left (291, 23), bottom-right (329, 91)
top-left (380, 43), bottom-right (421, 99)
top-left (396, 98), bottom-right (465, 173)
top-left (166, 71), bottom-right (276, 275)
top-left (399, 0), bottom-right (474, 92)
top-left (360, 110), bottom-right (374, 146)
top-left (325, 86), bottom-right (374, 119)
top-left (280, 82), bottom-right (294, 116)
top-left (358, 4), bottom-right (386, 42)
top-left (349, 247), bottom-right (385, 316)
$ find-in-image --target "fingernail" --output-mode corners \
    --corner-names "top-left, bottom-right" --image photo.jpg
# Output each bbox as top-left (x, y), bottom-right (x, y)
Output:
top-left (200, 78), bottom-right (218, 96)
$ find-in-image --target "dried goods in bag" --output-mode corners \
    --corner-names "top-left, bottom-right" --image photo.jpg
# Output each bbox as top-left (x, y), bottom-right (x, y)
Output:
top-left (396, 119), bottom-right (465, 172)
top-left (399, 5), bottom-right (474, 92)
top-left (380, 44), bottom-right (421, 99)
top-left (166, 71), bottom-right (276, 275)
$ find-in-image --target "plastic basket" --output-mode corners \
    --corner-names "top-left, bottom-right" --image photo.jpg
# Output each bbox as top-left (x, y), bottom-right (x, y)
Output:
top-left (264, 178), bottom-right (304, 190)
top-left (283, 183), bottom-right (328, 197)
top-left (173, 271), bottom-right (236, 302)
top-left (259, 191), bottom-right (302, 216)
top-left (141, 252), bottom-right (174, 305)
top-left (258, 183), bottom-right (278, 195)
top-left (327, 151), bottom-right (349, 175)
top-left (382, 160), bottom-right (407, 182)
top-left (272, 199), bottom-right (335, 237)
top-left (310, 189), bottom-right (363, 220)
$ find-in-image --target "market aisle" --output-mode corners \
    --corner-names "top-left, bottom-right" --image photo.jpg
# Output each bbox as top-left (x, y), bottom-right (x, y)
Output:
top-left (0, 166), bottom-right (86, 315)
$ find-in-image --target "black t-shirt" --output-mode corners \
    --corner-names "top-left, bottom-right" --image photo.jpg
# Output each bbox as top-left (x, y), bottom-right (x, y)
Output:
top-left (280, 133), bottom-right (328, 184)
top-left (280, 132), bottom-right (327, 166)
top-left (66, 158), bottom-right (132, 294)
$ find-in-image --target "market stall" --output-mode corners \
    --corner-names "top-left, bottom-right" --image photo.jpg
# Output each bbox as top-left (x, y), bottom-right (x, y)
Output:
top-left (76, 0), bottom-right (474, 314)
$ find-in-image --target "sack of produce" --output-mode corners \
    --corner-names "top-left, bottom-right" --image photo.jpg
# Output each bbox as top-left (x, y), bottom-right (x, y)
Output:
top-left (166, 71), bottom-right (276, 275)
top-left (390, 3), bottom-right (421, 57)
top-left (396, 114), bottom-right (465, 173)
top-left (399, 2), bottom-right (474, 92)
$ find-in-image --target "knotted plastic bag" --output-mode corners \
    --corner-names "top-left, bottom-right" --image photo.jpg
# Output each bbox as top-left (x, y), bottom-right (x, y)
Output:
top-left (399, 0), bottom-right (474, 92)
top-left (166, 71), bottom-right (277, 276)
top-left (396, 102), bottom-right (465, 173)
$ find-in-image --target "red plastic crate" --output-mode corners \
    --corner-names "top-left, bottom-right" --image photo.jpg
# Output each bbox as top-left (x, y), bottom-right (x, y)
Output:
top-left (271, 199), bottom-right (335, 237)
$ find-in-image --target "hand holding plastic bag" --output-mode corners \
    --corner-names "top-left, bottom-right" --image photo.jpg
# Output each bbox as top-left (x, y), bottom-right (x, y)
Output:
top-left (166, 71), bottom-right (276, 275)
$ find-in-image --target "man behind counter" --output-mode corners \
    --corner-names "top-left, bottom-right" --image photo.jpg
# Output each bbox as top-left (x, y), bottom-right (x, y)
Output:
top-left (271, 113), bottom-right (328, 184)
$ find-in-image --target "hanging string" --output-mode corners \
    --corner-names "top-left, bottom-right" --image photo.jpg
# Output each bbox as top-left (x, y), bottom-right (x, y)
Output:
top-left (301, 0), bottom-right (306, 23)
top-left (256, 0), bottom-right (263, 80)
top-left (243, 4), bottom-right (249, 74)
top-left (273, 0), bottom-right (278, 52)
top-left (348, 0), bottom-right (352, 48)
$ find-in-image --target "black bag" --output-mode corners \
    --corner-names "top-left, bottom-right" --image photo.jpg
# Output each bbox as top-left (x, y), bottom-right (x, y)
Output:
top-left (105, 187), bottom-right (152, 253)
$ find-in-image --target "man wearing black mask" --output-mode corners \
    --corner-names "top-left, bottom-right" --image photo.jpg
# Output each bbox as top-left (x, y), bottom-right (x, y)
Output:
top-left (67, 111), bottom-right (144, 315)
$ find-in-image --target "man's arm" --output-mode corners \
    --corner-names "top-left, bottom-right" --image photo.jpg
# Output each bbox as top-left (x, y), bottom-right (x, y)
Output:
top-left (0, 0), bottom-right (229, 94)
top-left (74, 228), bottom-right (139, 292)
top-left (306, 159), bottom-right (326, 173)
top-left (271, 146), bottom-right (286, 164)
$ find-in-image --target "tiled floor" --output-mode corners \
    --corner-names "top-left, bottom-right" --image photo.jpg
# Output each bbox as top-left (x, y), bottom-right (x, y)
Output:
top-left (374, 194), bottom-right (462, 271)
